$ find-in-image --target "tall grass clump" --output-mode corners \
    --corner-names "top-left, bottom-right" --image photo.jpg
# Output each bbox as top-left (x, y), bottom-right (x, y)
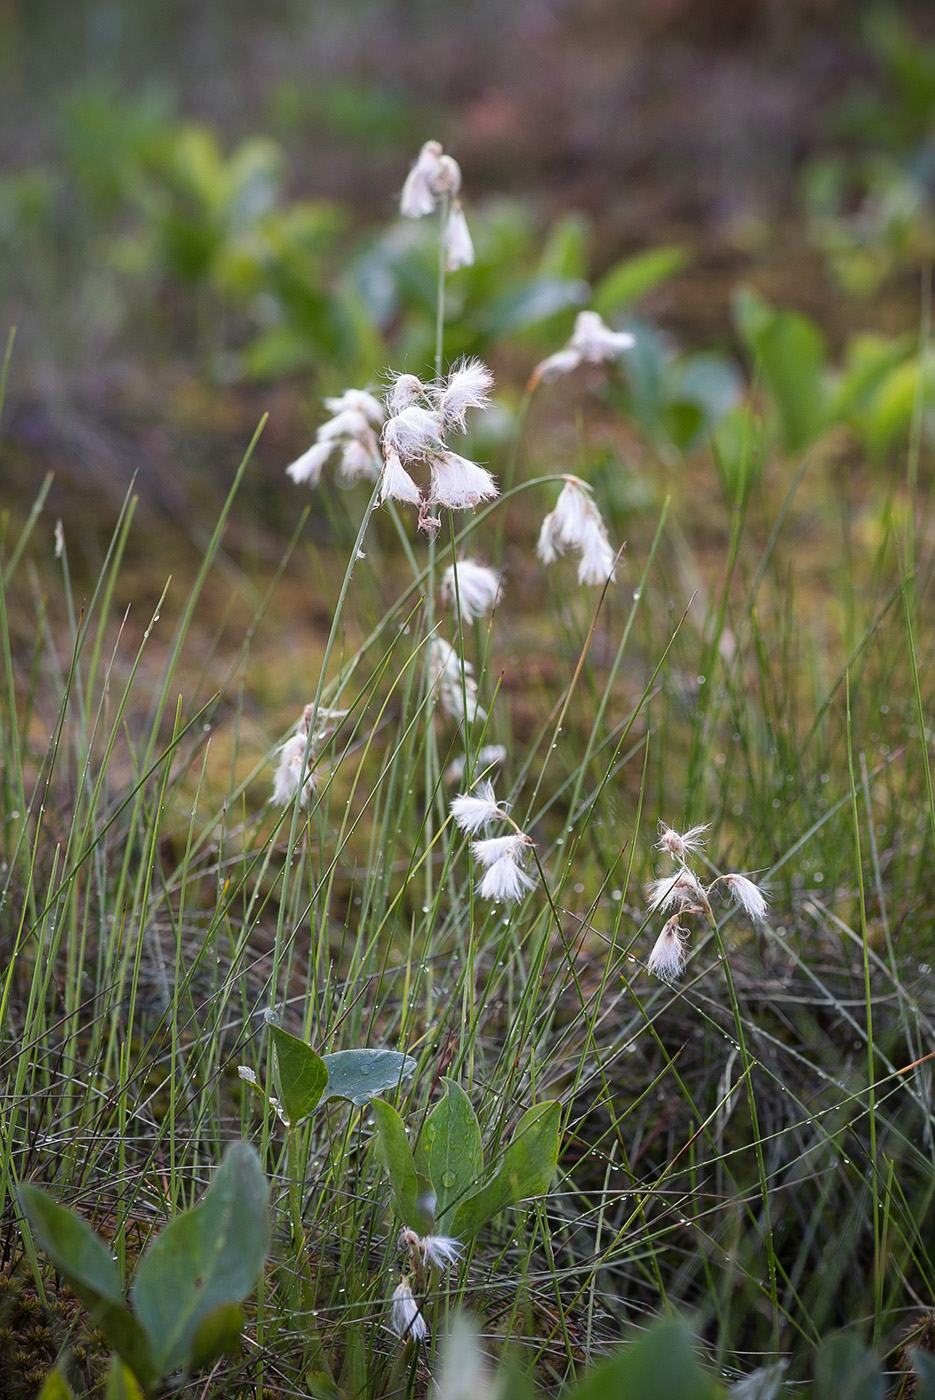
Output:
top-left (2, 135), bottom-right (935, 1400)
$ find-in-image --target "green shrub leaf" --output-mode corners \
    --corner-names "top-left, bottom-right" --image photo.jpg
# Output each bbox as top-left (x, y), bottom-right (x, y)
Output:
top-left (270, 1024), bottom-right (329, 1124)
top-left (17, 1185), bottom-right (156, 1388)
top-left (36, 1366), bottom-right (77, 1400)
top-left (451, 1101), bottom-right (560, 1239)
top-left (372, 1098), bottom-right (435, 1232)
top-left (103, 1357), bottom-right (145, 1400)
top-left (423, 1079), bottom-right (483, 1222)
top-left (320, 1048), bottom-right (417, 1106)
top-left (188, 1301), bottom-right (245, 1372)
top-left (131, 1141), bottom-right (270, 1378)
top-left (911, 1348), bottom-right (935, 1399)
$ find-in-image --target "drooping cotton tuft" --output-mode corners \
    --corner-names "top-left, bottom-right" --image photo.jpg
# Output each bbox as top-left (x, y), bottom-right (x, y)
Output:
top-left (272, 732), bottom-right (317, 807)
top-left (645, 865), bottom-right (709, 915)
top-left (451, 779), bottom-right (508, 835)
top-left (444, 744), bottom-right (508, 785)
top-left (378, 361), bottom-right (498, 532)
top-left (390, 1277), bottom-right (428, 1342)
top-left (271, 703), bottom-right (346, 808)
top-left (430, 452), bottom-right (498, 511)
top-left (387, 372), bottom-right (426, 414)
top-left (472, 833), bottom-right (536, 903)
top-left (421, 1234), bottom-right (463, 1270)
top-left (723, 873), bottom-right (769, 922)
top-left (383, 403), bottom-right (444, 459)
top-left (537, 477), bottom-right (618, 586)
top-left (440, 559), bottom-right (502, 621)
top-left (647, 916), bottom-right (689, 982)
top-left (286, 389), bottom-right (384, 489)
top-left (379, 448), bottom-right (422, 505)
top-left (400, 140), bottom-right (463, 219)
top-left (285, 439), bottom-right (337, 488)
top-left (531, 309), bottom-right (635, 385)
top-left (477, 854), bottom-right (537, 903)
top-left (400, 140), bottom-right (446, 219)
top-left (322, 388), bottom-right (384, 423)
top-left (429, 636), bottom-right (485, 724)
top-left (443, 199), bottom-right (475, 270)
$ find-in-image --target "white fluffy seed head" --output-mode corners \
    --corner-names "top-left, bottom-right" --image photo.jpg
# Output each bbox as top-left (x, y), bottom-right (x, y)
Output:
top-left (476, 854), bottom-right (536, 903)
top-left (656, 823), bottom-right (710, 861)
top-left (724, 873), bottom-right (769, 921)
top-left (390, 1277), bottom-right (428, 1342)
top-left (285, 439), bottom-right (337, 487)
top-left (570, 310), bottom-right (636, 362)
top-left (443, 199), bottom-right (474, 270)
top-left (645, 866), bottom-right (708, 914)
top-left (400, 140), bottom-right (445, 219)
top-left (430, 452), bottom-right (498, 511)
top-left (451, 780), bottom-right (508, 835)
top-left (380, 448), bottom-right (422, 505)
top-left (420, 1234), bottom-right (463, 1270)
top-left (647, 917), bottom-right (688, 982)
top-left (438, 358), bottom-right (494, 433)
top-left (537, 477), bottom-right (617, 585)
top-left (271, 732), bottom-right (317, 807)
top-left (383, 404), bottom-right (444, 460)
top-left (440, 559), bottom-right (502, 621)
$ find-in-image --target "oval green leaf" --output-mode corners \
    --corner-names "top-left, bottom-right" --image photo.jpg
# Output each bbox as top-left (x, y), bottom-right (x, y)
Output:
top-left (270, 1024), bottom-right (329, 1124)
top-left (131, 1142), bottom-right (270, 1378)
top-left (321, 1048), bottom-right (417, 1106)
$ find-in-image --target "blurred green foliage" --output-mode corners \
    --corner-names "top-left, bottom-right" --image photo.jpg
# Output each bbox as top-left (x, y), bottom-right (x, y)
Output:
top-left (802, 6), bottom-right (935, 297)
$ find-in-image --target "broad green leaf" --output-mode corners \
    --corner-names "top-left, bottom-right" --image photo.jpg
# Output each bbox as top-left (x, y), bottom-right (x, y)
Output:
top-left (450, 1101), bottom-right (560, 1239)
top-left (498, 1101), bottom-right (561, 1200)
top-left (423, 1080), bottom-right (483, 1222)
top-left (36, 1366), bottom-right (76, 1400)
top-left (755, 311), bottom-right (828, 453)
top-left (188, 1301), bottom-right (245, 1371)
top-left (18, 1185), bottom-right (156, 1389)
top-left (270, 1025), bottom-right (329, 1124)
top-left (372, 1099), bottom-right (435, 1232)
top-left (320, 1048), bottom-right (417, 1106)
top-left (131, 1141), bottom-right (270, 1378)
top-left (829, 332), bottom-right (913, 421)
top-left (104, 1356), bottom-right (145, 1400)
top-left (565, 1318), bottom-right (722, 1400)
top-left (661, 401), bottom-right (704, 453)
top-left (733, 291), bottom-right (829, 453)
top-left (19, 1184), bottom-right (124, 1304)
top-left (593, 246), bottom-right (690, 317)
top-left (911, 1348), bottom-right (935, 1399)
top-left (862, 359), bottom-right (921, 452)
top-left (813, 1334), bottom-right (883, 1400)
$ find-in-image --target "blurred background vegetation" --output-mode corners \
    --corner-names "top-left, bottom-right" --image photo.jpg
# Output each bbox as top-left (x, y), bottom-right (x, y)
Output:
top-left (3, 0), bottom-right (935, 533)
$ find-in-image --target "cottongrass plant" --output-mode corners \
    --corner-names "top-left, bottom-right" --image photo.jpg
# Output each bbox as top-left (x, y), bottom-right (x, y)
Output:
top-left (5, 133), bottom-right (935, 1400)
top-left (644, 820), bottom-right (769, 981)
